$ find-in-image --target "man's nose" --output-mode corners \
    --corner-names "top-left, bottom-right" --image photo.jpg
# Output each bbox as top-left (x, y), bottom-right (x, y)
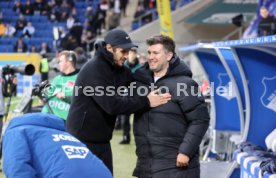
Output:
top-left (148, 53), bottom-right (154, 60)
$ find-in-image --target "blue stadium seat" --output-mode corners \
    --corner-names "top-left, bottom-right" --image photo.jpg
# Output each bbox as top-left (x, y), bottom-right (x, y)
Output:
top-left (131, 21), bottom-right (140, 31)
top-left (0, 38), bottom-right (12, 45)
top-left (170, 1), bottom-right (176, 11)
top-left (180, 0), bottom-right (192, 7)
top-left (0, 2), bottom-right (12, 8)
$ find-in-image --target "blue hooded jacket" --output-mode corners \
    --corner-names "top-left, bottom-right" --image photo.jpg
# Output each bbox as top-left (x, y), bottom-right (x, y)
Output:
top-left (2, 113), bottom-right (113, 178)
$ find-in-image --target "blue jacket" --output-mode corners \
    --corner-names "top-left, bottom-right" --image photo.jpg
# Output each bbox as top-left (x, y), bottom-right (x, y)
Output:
top-left (3, 113), bottom-right (113, 178)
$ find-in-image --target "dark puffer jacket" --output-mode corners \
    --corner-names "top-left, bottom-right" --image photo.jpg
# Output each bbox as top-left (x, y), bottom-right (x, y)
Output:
top-left (66, 41), bottom-right (150, 143)
top-left (132, 56), bottom-right (210, 177)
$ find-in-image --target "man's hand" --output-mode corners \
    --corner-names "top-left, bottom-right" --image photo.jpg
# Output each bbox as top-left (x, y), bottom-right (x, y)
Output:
top-left (147, 89), bottom-right (171, 107)
top-left (176, 153), bottom-right (190, 167)
top-left (56, 92), bottom-right (65, 99)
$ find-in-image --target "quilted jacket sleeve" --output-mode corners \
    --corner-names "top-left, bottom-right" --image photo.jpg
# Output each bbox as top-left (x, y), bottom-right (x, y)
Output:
top-left (177, 78), bottom-right (210, 158)
top-left (3, 128), bottom-right (37, 178)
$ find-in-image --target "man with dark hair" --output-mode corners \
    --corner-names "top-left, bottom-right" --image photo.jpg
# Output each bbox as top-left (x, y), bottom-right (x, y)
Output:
top-left (66, 29), bottom-right (171, 173)
top-left (42, 50), bottom-right (78, 121)
top-left (132, 35), bottom-right (210, 178)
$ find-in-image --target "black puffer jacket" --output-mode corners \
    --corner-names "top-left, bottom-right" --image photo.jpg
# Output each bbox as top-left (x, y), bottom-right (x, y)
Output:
top-left (66, 41), bottom-right (150, 143)
top-left (132, 56), bottom-right (210, 177)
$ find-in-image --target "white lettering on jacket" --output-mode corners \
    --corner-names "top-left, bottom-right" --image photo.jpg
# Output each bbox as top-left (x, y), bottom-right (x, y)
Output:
top-left (52, 134), bottom-right (80, 142)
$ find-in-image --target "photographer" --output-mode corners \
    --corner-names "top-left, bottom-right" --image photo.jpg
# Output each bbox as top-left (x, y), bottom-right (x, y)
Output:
top-left (0, 64), bottom-right (35, 162)
top-left (41, 50), bottom-right (78, 121)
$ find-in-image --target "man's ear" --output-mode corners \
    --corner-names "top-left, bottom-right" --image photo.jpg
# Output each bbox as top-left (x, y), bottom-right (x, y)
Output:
top-left (166, 52), bottom-right (174, 61)
top-left (106, 44), bottom-right (113, 53)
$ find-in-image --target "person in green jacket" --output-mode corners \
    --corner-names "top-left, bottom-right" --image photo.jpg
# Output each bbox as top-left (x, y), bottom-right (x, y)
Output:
top-left (42, 50), bottom-right (78, 120)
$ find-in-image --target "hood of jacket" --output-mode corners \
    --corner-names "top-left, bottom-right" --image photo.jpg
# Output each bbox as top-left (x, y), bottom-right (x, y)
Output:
top-left (134, 55), bottom-right (192, 84)
top-left (6, 113), bottom-right (65, 132)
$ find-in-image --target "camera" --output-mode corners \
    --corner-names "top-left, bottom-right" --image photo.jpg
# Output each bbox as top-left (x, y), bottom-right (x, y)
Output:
top-left (32, 80), bottom-right (50, 97)
top-left (2, 64), bottom-right (35, 76)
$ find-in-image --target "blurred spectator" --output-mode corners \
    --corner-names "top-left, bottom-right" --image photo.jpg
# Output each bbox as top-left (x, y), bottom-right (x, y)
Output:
top-left (138, 52), bottom-right (147, 65)
top-left (109, 0), bottom-right (121, 29)
top-left (30, 45), bottom-right (38, 53)
top-left (74, 47), bottom-right (88, 70)
top-left (33, 0), bottom-right (47, 15)
top-left (61, 35), bottom-right (78, 50)
top-left (91, 5), bottom-right (106, 35)
top-left (39, 42), bottom-right (51, 54)
top-left (4, 23), bottom-right (16, 37)
top-left (125, 48), bottom-right (141, 72)
top-left (13, 1), bottom-right (23, 14)
top-left (66, 0), bottom-right (77, 17)
top-left (134, 1), bottom-right (145, 19)
top-left (100, 0), bottom-right (109, 30)
top-left (120, 0), bottom-right (129, 17)
top-left (107, 10), bottom-right (120, 30)
top-left (59, 1), bottom-right (71, 22)
top-left (258, 6), bottom-right (276, 36)
top-left (47, 1), bottom-right (58, 22)
top-left (67, 0), bottom-right (76, 9)
top-left (55, 0), bottom-right (63, 6)
top-left (44, 2), bottom-right (54, 16)
top-left (85, 6), bottom-right (94, 23)
top-left (109, 0), bottom-right (120, 13)
top-left (40, 54), bottom-right (49, 81)
top-left (14, 38), bottom-right (27, 53)
top-left (22, 22), bottom-right (35, 38)
top-left (0, 20), bottom-right (6, 37)
top-left (22, 0), bottom-right (34, 15)
top-left (70, 23), bottom-right (83, 45)
top-left (81, 30), bottom-right (95, 52)
top-left (49, 13), bottom-right (57, 22)
top-left (142, 13), bottom-right (153, 26)
top-left (53, 26), bottom-right (66, 49)
top-left (143, 0), bottom-right (156, 10)
top-left (66, 15), bottom-right (76, 30)
top-left (15, 14), bottom-right (27, 31)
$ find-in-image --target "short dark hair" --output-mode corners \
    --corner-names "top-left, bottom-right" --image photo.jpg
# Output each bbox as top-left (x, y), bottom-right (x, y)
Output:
top-left (146, 35), bottom-right (175, 53)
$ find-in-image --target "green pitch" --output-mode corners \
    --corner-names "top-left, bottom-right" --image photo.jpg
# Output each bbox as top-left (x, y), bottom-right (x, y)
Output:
top-left (111, 129), bottom-right (137, 178)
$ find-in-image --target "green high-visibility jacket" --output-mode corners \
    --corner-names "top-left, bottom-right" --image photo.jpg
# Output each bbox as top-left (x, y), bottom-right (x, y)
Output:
top-left (40, 58), bottom-right (49, 73)
top-left (42, 71), bottom-right (78, 120)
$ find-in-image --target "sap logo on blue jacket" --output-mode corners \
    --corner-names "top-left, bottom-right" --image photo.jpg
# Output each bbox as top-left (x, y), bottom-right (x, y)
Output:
top-left (62, 145), bottom-right (89, 159)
